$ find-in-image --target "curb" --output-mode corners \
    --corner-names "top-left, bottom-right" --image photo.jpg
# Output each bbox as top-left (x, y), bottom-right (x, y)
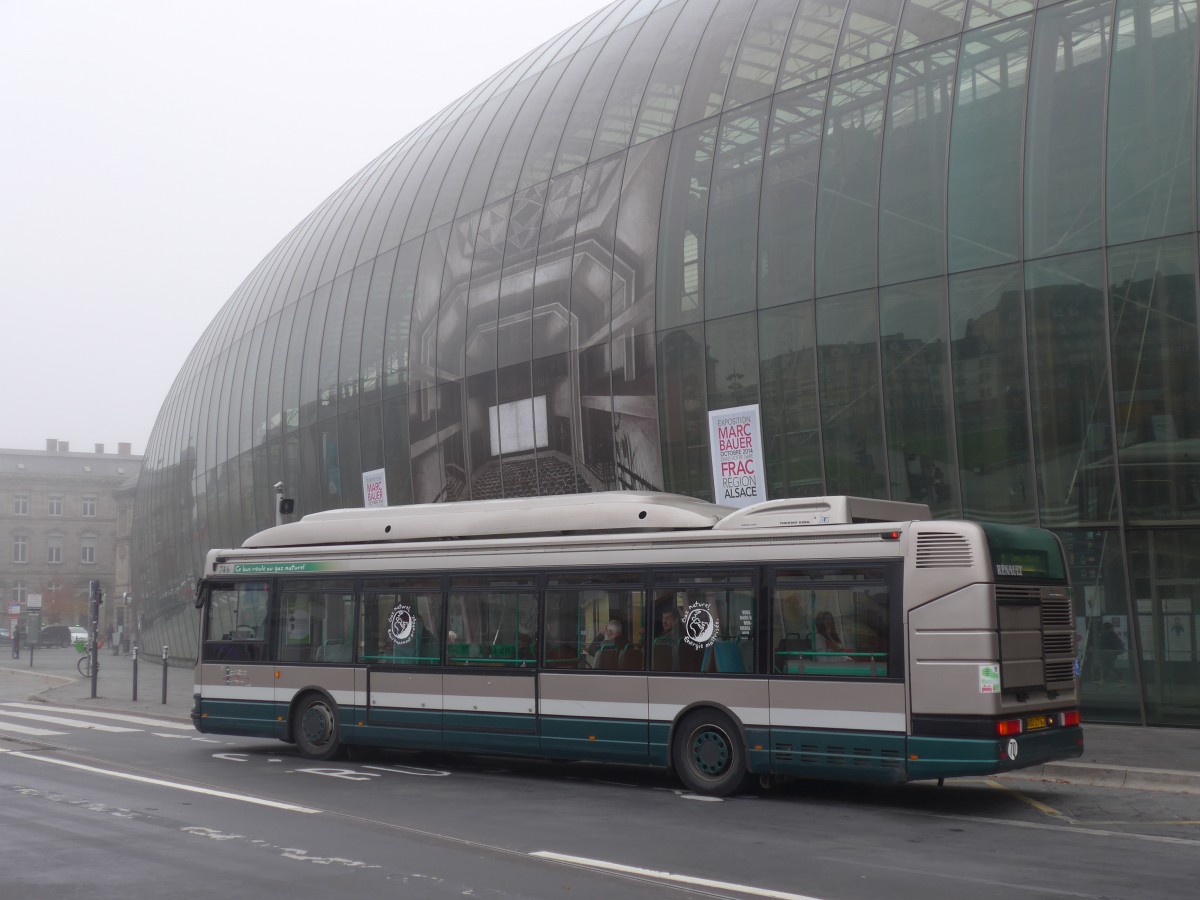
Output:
top-left (1002, 761), bottom-right (1200, 794)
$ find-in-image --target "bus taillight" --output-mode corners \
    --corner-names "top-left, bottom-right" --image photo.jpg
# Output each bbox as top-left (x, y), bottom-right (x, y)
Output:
top-left (996, 719), bottom-right (1023, 736)
top-left (1059, 710), bottom-right (1081, 727)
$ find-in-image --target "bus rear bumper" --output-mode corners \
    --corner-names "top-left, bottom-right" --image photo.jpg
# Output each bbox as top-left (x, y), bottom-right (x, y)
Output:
top-left (906, 726), bottom-right (1083, 781)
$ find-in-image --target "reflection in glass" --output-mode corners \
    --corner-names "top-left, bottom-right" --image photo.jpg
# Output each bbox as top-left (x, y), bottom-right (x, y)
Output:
top-left (723, 0), bottom-right (799, 111)
top-left (815, 60), bottom-right (889, 297)
top-left (633, 0), bottom-right (718, 143)
top-left (949, 265), bottom-right (1035, 523)
top-left (572, 154), bottom-right (625, 350)
top-left (878, 38), bottom-right (957, 286)
top-left (614, 135), bottom-right (670, 336)
top-left (675, 0), bottom-right (754, 128)
top-left (1108, 238), bottom-right (1200, 524)
top-left (1106, 0), bottom-right (1197, 246)
top-left (759, 82), bottom-right (825, 308)
top-left (658, 324), bottom-right (711, 499)
top-left (705, 313), bottom-right (761, 412)
top-left (534, 172), bottom-right (585, 361)
top-left (759, 302), bottom-right (823, 498)
top-left (817, 291), bottom-right (884, 497)
top-left (834, 0), bottom-right (903, 70)
top-left (658, 119), bottom-right (718, 329)
top-left (613, 332), bottom-right (664, 491)
top-left (778, 0), bottom-right (849, 91)
top-left (880, 279), bottom-right (959, 515)
top-left (1024, 0), bottom-right (1111, 258)
top-left (1025, 251), bottom-right (1117, 526)
top-left (897, 0), bottom-right (967, 51)
top-left (947, 16), bottom-right (1032, 272)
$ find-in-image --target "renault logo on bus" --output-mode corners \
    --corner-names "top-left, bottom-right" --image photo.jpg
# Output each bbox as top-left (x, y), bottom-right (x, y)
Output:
top-left (996, 564), bottom-right (1025, 576)
top-left (388, 604), bottom-right (415, 645)
top-left (1007, 739), bottom-right (1019, 761)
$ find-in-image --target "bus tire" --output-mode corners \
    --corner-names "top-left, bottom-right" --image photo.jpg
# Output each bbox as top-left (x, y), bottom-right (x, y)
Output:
top-left (293, 693), bottom-right (342, 760)
top-left (672, 709), bottom-right (746, 797)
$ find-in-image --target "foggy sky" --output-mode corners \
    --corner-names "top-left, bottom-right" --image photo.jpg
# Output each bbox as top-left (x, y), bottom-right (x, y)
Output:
top-left (0, 0), bottom-right (604, 456)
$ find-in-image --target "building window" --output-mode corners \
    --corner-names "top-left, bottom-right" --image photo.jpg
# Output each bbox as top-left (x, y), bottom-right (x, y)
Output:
top-left (47, 536), bottom-right (63, 564)
top-left (13, 581), bottom-right (26, 604)
top-left (14, 494), bottom-right (29, 515)
top-left (82, 496), bottom-right (97, 517)
top-left (48, 495), bottom-right (63, 516)
top-left (13, 536), bottom-right (28, 564)
top-left (81, 538), bottom-right (96, 565)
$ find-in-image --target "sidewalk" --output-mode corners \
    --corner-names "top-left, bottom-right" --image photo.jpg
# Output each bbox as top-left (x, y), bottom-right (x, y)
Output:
top-left (1, 648), bottom-right (1196, 794)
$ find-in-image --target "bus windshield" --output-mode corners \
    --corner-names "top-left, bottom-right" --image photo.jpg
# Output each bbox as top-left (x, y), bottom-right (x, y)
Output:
top-left (980, 523), bottom-right (1067, 583)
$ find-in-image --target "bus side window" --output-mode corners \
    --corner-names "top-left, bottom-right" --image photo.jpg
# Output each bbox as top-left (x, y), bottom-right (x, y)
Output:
top-left (202, 581), bottom-right (270, 663)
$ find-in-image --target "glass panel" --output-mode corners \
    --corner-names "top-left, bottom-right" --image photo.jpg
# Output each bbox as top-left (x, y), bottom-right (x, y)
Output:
top-left (519, 42), bottom-right (605, 192)
top-left (880, 279), bottom-right (960, 515)
top-left (436, 213), bottom-right (480, 382)
top-left (1108, 237), bottom-right (1200, 524)
top-left (498, 184), bottom-right (545, 369)
top-left (361, 578), bottom-right (442, 665)
top-left (485, 58), bottom-right (569, 205)
top-left (466, 198), bottom-right (511, 377)
top-left (613, 332), bottom-right (665, 491)
top-left (1024, 0), bottom-right (1111, 258)
top-left (898, 0), bottom-right (968, 50)
top-left (723, 0), bottom-right (800, 110)
top-left (337, 410), bottom-right (363, 507)
top-left (675, 0), bottom-right (755, 128)
top-left (706, 312), bottom-right (760, 411)
top-left (634, 0), bottom-right (719, 142)
top-left (834, 0), bottom-right (904, 71)
top-left (967, 0), bottom-right (1035, 28)
top-left (382, 239), bottom-right (422, 398)
top-left (1025, 251), bottom-right (1117, 527)
top-left (278, 580), bottom-right (356, 665)
top-left (613, 134), bottom-right (671, 336)
top-left (772, 569), bottom-right (891, 676)
top-left (949, 264), bottom-right (1036, 523)
top-left (658, 324), bottom-right (712, 498)
top-left (592, 3), bottom-right (684, 160)
top-left (817, 290), bottom-right (885, 496)
top-left (657, 119), bottom-right (719, 328)
top-left (652, 581), bottom-right (755, 673)
top-left (532, 352), bottom-right (578, 494)
top-left (546, 583), bottom-right (647, 669)
top-left (1128, 530), bottom-right (1200, 725)
top-left (760, 301), bottom-right (824, 497)
top-left (359, 246), bottom-right (398, 404)
top-left (429, 90), bottom-right (507, 229)
top-left (947, 16), bottom-right (1033, 272)
top-left (705, 100), bottom-right (769, 319)
top-left (409, 382), bottom-right (442, 504)
top-left (759, 82), bottom-right (826, 308)
top-left (879, 38), bottom-right (958, 286)
top-left (466, 371), bottom-right (500, 499)
top-left (337, 262), bottom-right (373, 411)
top-left (572, 154), bottom-right (625, 350)
top-left (456, 76), bottom-right (539, 219)
top-left (815, 60), bottom-right (888, 298)
top-left (202, 581), bottom-right (270, 663)
top-left (778, 0), bottom-right (850, 91)
top-left (437, 380), bottom-right (467, 501)
top-left (553, 19), bottom-right (641, 177)
top-left (407, 223), bottom-right (451, 395)
top-left (496, 361), bottom-right (537, 497)
top-left (446, 587), bottom-right (537, 666)
top-left (533, 172), bottom-right (584, 360)
top-left (317, 275), bottom-right (350, 421)
top-left (1106, 0), bottom-right (1197, 246)
top-left (580, 343), bottom-right (615, 488)
top-left (383, 393), bottom-right (413, 506)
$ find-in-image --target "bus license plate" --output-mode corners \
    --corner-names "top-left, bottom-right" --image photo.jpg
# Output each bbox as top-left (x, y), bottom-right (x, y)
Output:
top-left (1026, 715), bottom-right (1048, 730)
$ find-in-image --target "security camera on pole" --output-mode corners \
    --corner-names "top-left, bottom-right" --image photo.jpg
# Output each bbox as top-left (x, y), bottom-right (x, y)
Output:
top-left (88, 580), bottom-right (103, 698)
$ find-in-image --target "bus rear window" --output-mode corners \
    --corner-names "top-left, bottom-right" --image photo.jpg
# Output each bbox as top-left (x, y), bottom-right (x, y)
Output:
top-left (980, 523), bottom-right (1067, 582)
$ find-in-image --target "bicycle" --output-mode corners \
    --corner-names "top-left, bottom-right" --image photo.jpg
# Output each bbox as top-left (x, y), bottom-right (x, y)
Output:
top-left (76, 639), bottom-right (102, 677)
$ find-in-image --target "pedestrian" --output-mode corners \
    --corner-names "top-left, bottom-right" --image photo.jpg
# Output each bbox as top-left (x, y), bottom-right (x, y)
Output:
top-left (106, 623), bottom-right (115, 654)
top-left (11, 623), bottom-right (21, 659)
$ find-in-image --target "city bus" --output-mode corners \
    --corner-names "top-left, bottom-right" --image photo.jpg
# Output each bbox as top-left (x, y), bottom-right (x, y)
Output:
top-left (191, 492), bottom-right (1082, 796)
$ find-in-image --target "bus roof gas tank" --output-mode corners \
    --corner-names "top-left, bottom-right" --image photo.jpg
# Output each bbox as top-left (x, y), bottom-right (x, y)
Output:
top-left (711, 496), bottom-right (931, 530)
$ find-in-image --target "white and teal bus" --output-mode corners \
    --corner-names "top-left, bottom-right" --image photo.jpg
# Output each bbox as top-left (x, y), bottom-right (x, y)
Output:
top-left (192, 492), bottom-right (1082, 796)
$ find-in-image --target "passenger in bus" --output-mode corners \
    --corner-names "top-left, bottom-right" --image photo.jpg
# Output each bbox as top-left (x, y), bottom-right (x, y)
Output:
top-left (814, 611), bottom-right (845, 653)
top-left (653, 606), bottom-right (683, 670)
top-left (586, 618), bottom-right (624, 668)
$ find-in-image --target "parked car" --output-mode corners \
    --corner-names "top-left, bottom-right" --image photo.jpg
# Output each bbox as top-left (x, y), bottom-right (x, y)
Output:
top-left (0, 626), bottom-right (9, 645)
top-left (34, 625), bottom-right (73, 648)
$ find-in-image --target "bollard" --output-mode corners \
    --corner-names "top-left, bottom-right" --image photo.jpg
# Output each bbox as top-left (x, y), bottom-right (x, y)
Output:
top-left (132, 644), bottom-right (139, 702)
top-left (28, 640), bottom-right (33, 668)
top-left (161, 645), bottom-right (169, 704)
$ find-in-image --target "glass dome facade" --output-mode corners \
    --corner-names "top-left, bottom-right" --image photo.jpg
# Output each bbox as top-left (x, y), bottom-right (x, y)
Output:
top-left (135, 0), bottom-right (1200, 726)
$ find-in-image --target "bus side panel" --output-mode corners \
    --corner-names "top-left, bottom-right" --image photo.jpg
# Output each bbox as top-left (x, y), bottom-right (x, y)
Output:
top-left (539, 673), bottom-right (649, 763)
top-left (443, 671), bottom-right (537, 755)
top-left (908, 585), bottom-right (1005, 717)
top-left (362, 670), bottom-right (443, 750)
top-left (647, 678), bottom-right (771, 770)
top-left (767, 680), bottom-right (906, 782)
top-left (276, 666), bottom-right (357, 740)
top-left (193, 661), bottom-right (281, 739)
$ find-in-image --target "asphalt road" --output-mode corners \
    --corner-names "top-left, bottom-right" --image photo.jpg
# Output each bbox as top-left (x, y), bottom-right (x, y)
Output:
top-left (3, 686), bottom-right (1199, 900)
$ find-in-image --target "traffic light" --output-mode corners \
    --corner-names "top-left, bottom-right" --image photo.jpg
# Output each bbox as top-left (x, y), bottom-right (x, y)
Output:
top-left (90, 580), bottom-right (103, 605)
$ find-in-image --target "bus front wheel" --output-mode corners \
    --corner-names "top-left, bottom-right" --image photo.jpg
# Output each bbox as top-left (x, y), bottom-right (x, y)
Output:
top-left (293, 693), bottom-right (341, 760)
top-left (672, 709), bottom-right (746, 797)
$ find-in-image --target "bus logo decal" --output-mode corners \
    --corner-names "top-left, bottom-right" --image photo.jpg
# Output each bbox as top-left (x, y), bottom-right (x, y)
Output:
top-left (388, 604), bottom-right (415, 645)
top-left (1007, 739), bottom-right (1019, 761)
top-left (682, 603), bottom-right (719, 649)
top-left (996, 564), bottom-right (1025, 576)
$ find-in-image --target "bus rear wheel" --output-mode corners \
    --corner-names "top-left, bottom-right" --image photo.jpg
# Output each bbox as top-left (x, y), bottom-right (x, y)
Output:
top-left (672, 709), bottom-right (746, 797)
top-left (293, 693), bottom-right (341, 760)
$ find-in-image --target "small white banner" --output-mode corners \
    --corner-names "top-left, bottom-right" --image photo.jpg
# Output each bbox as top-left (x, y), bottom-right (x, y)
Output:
top-left (26, 593), bottom-right (43, 611)
top-left (362, 468), bottom-right (388, 508)
top-left (708, 404), bottom-right (766, 509)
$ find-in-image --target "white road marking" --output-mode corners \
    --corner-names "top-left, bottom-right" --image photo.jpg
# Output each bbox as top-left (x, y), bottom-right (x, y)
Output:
top-left (0, 721), bottom-right (68, 737)
top-left (5, 750), bottom-right (320, 813)
top-left (0, 709), bottom-right (141, 732)
top-left (0, 702), bottom-right (193, 730)
top-left (530, 852), bottom-right (827, 900)
top-left (362, 764), bottom-right (451, 777)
